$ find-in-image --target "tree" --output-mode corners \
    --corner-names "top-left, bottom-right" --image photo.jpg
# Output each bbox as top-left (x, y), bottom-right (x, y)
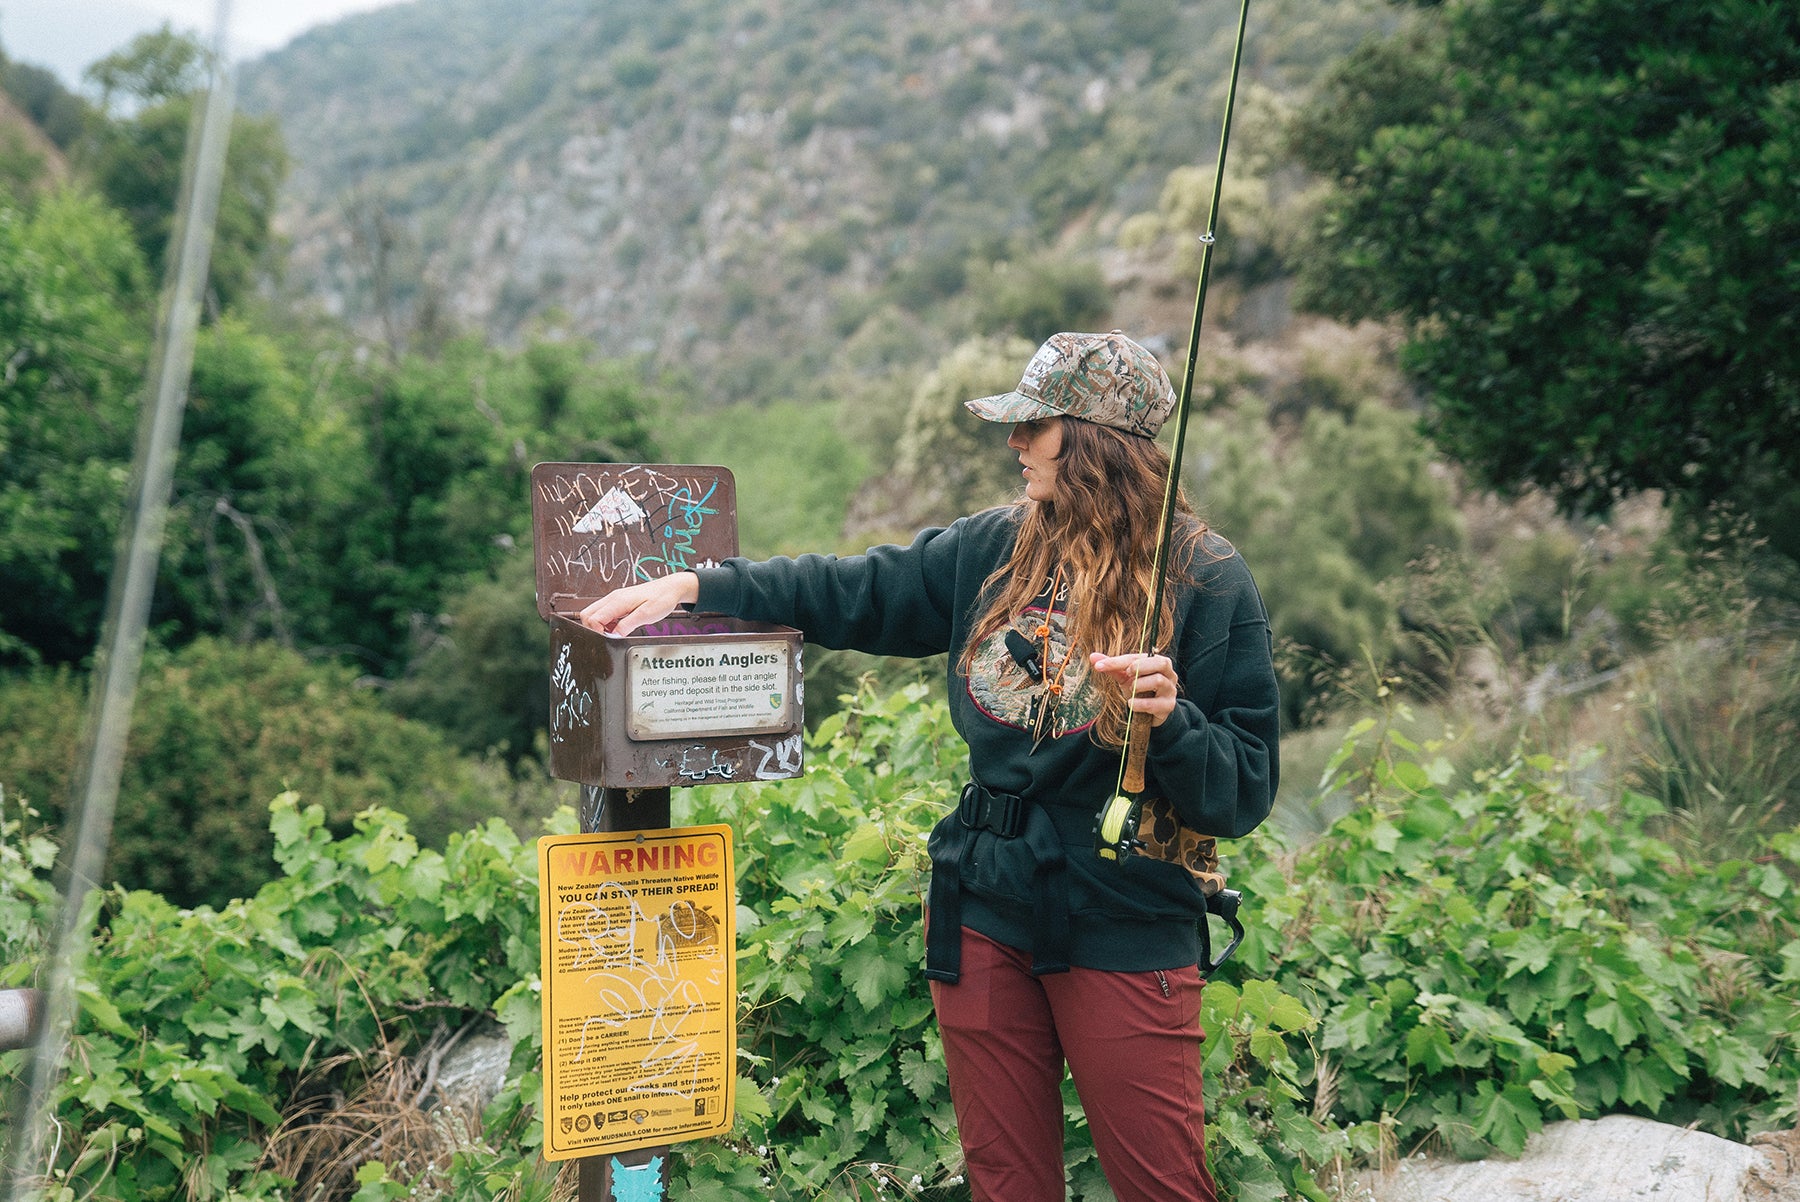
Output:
top-left (891, 335), bottom-right (1037, 527)
top-left (386, 557), bottom-right (549, 765)
top-left (83, 28), bottom-right (287, 311)
top-left (0, 226), bottom-right (664, 675)
top-left (296, 334), bottom-right (662, 672)
top-left (1290, 0), bottom-right (1800, 554)
top-left (83, 25), bottom-right (207, 112)
top-left (0, 190), bottom-right (150, 666)
top-left (1193, 392), bottom-right (1464, 720)
top-left (0, 50), bottom-right (92, 151)
top-left (964, 253), bottom-right (1111, 344)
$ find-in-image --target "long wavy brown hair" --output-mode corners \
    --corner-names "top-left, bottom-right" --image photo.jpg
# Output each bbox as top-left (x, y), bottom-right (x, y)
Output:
top-left (958, 416), bottom-right (1211, 748)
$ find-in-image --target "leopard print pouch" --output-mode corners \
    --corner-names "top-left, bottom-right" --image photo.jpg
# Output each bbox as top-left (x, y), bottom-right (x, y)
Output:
top-left (1133, 795), bottom-right (1227, 896)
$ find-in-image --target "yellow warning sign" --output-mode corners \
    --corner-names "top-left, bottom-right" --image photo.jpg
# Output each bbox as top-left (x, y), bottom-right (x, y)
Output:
top-left (538, 825), bottom-right (736, 1160)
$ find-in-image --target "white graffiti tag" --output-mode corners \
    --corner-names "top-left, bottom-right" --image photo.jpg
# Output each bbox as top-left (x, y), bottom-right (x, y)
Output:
top-left (748, 733), bottom-right (803, 780)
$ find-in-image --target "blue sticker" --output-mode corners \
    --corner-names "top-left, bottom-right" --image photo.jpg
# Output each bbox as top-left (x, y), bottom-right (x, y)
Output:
top-left (609, 1156), bottom-right (665, 1202)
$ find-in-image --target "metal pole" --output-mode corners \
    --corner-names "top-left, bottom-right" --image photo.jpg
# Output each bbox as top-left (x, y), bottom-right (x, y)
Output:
top-left (576, 786), bottom-right (676, 1202)
top-left (3, 4), bottom-right (237, 1195)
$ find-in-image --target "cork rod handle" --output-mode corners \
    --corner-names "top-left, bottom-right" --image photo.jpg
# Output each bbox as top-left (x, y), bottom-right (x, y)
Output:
top-left (1123, 721), bottom-right (1150, 795)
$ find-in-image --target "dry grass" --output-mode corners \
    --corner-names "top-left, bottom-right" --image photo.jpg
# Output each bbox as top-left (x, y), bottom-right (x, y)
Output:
top-left (257, 1024), bottom-right (553, 1201)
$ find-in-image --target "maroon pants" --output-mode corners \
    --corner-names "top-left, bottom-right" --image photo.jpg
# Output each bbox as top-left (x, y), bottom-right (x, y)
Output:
top-left (929, 927), bottom-right (1220, 1202)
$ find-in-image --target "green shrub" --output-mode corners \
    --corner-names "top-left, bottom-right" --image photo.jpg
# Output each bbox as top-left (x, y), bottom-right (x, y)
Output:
top-left (1615, 520), bottom-right (1800, 861)
top-left (659, 398), bottom-right (871, 560)
top-left (1627, 636), bottom-right (1800, 862)
top-left (1194, 394), bottom-right (1463, 722)
top-left (798, 228), bottom-right (852, 275)
top-left (386, 557), bottom-right (552, 766)
top-left (13, 682), bottom-right (1791, 1198)
top-left (0, 638), bottom-right (538, 908)
top-left (1, 684), bottom-right (1343, 1201)
top-left (1233, 723), bottom-right (1800, 1157)
top-left (0, 792), bottom-right (550, 1200)
top-left (0, 790), bottom-right (58, 981)
top-left (963, 255), bottom-right (1111, 344)
top-left (612, 50), bottom-right (661, 90)
top-left (889, 334), bottom-right (1035, 528)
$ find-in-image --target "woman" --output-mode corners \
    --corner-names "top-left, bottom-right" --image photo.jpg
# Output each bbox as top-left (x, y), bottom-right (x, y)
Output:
top-left (580, 330), bottom-right (1279, 1202)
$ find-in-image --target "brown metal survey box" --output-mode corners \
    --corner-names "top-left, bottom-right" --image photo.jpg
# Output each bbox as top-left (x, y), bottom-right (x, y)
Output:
top-left (531, 462), bottom-right (805, 788)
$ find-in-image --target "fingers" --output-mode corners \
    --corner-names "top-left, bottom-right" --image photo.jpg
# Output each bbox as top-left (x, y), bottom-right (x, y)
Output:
top-left (1088, 651), bottom-right (1174, 684)
top-left (579, 589), bottom-right (660, 636)
top-left (1088, 651), bottom-right (1178, 726)
top-left (577, 592), bottom-right (632, 635)
top-left (578, 572), bottom-right (700, 636)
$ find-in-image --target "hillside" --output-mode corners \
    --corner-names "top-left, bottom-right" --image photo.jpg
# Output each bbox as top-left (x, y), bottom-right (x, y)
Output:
top-left (0, 89), bottom-right (62, 178)
top-left (0, 88), bottom-right (64, 183)
top-left (240, 0), bottom-right (1389, 404)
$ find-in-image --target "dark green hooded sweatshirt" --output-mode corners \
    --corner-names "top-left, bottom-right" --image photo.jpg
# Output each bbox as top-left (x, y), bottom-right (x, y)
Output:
top-left (694, 504), bottom-right (1279, 973)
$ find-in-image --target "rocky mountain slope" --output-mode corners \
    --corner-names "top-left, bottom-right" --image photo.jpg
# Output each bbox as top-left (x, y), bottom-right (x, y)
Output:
top-left (240, 0), bottom-right (1386, 403)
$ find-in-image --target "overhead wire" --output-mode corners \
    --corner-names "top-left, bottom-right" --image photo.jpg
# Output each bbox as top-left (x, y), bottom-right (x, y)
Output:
top-left (2, 2), bottom-right (238, 1194)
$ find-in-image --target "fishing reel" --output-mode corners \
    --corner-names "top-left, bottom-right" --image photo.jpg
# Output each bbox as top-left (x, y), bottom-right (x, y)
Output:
top-left (1095, 793), bottom-right (1247, 976)
top-left (1095, 794), bottom-right (1144, 860)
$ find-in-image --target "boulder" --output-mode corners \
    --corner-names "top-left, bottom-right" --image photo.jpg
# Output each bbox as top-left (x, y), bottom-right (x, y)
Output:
top-left (1353, 1115), bottom-right (1800, 1202)
top-left (424, 1019), bottom-right (516, 1113)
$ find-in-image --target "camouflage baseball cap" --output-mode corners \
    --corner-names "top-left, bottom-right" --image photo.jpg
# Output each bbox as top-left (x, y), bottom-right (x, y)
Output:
top-left (964, 330), bottom-right (1177, 438)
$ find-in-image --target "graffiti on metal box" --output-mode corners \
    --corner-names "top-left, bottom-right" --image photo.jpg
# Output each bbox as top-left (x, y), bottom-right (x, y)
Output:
top-left (536, 466), bottom-right (729, 591)
top-left (549, 642), bottom-right (596, 745)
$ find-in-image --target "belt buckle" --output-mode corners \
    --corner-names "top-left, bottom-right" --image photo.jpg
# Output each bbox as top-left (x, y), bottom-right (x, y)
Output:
top-left (958, 783), bottom-right (1024, 836)
top-left (957, 782), bottom-right (984, 830)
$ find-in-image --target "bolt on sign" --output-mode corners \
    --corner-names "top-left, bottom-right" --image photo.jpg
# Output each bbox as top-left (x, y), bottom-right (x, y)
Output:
top-left (538, 825), bottom-right (737, 1160)
top-left (530, 462), bottom-right (805, 789)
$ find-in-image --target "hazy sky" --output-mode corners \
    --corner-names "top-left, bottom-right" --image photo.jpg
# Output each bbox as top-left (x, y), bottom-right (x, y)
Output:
top-left (4, 0), bottom-right (410, 85)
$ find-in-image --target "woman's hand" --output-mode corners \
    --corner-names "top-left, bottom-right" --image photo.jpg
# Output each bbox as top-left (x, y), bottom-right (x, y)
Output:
top-left (579, 571), bottom-right (700, 636)
top-left (1088, 650), bottom-right (1179, 726)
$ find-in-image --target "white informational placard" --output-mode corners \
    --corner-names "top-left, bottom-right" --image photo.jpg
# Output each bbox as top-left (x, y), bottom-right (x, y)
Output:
top-left (625, 640), bottom-right (794, 740)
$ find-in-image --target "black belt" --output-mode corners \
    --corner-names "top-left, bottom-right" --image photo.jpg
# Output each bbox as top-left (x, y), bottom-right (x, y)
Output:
top-left (925, 782), bottom-right (1071, 983)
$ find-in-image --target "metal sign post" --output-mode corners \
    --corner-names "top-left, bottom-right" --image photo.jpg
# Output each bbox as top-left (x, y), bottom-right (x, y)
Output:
top-left (530, 464), bottom-right (804, 1202)
top-left (579, 786), bottom-right (674, 1202)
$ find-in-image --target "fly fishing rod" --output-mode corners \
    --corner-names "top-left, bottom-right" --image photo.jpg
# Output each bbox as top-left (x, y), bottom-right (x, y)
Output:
top-left (1095, 0), bottom-right (1254, 974)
